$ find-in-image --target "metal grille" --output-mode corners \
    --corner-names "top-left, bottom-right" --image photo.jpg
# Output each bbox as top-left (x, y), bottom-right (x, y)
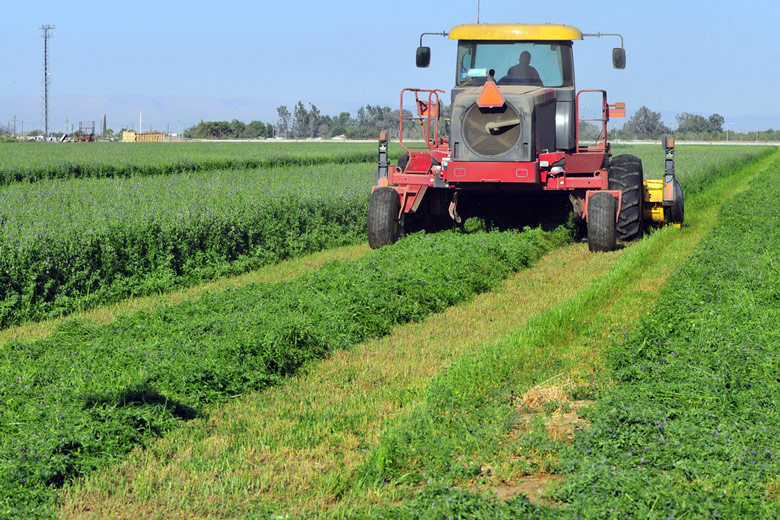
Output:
top-left (462, 103), bottom-right (521, 158)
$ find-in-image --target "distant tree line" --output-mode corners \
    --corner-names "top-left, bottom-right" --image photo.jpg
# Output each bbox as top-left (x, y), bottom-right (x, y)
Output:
top-left (614, 107), bottom-right (727, 140)
top-left (275, 102), bottom-right (424, 140)
top-left (184, 119), bottom-right (274, 139)
top-left (613, 106), bottom-right (779, 142)
top-left (184, 101), bottom-right (440, 140)
top-left (72, 103), bottom-right (778, 143)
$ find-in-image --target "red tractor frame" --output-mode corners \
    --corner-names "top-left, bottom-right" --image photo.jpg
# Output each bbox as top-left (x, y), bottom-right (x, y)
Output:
top-left (371, 88), bottom-right (627, 251)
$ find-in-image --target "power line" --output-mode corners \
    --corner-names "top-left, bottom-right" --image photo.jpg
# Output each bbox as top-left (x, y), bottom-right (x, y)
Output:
top-left (40, 24), bottom-right (55, 138)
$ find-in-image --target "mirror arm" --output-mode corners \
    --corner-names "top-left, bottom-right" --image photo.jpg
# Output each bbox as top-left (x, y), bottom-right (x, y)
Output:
top-left (583, 32), bottom-right (624, 48)
top-left (419, 31), bottom-right (449, 46)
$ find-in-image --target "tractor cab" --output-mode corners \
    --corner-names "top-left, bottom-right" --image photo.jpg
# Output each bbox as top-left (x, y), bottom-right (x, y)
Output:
top-left (450, 24), bottom-right (582, 156)
top-left (368, 23), bottom-right (682, 253)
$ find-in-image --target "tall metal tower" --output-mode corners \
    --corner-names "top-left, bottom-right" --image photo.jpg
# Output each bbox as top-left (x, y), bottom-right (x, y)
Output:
top-left (40, 24), bottom-right (55, 138)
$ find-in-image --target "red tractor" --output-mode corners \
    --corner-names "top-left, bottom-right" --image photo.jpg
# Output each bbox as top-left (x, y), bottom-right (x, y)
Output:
top-left (76, 121), bottom-right (96, 142)
top-left (368, 23), bottom-right (683, 252)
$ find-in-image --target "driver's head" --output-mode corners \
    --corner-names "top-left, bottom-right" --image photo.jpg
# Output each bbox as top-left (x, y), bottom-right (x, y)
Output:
top-left (519, 51), bottom-right (531, 65)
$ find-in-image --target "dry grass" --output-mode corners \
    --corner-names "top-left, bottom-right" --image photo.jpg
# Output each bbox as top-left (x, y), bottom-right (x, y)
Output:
top-left (465, 377), bottom-right (596, 506)
top-left (516, 376), bottom-right (594, 443)
top-left (519, 375), bottom-right (576, 412)
top-left (0, 243), bottom-right (369, 347)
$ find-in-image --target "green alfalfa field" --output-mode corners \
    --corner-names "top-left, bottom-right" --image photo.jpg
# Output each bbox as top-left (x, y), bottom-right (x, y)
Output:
top-left (0, 141), bottom-right (778, 519)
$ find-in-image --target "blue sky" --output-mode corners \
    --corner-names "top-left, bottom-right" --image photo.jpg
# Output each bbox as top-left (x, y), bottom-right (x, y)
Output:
top-left (1, 0), bottom-right (778, 133)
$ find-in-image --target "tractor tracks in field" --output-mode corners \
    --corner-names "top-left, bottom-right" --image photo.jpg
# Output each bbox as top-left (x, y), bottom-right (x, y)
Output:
top-left (60, 151), bottom-right (780, 518)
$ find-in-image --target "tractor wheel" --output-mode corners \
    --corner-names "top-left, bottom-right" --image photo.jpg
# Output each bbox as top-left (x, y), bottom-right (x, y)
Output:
top-left (608, 154), bottom-right (644, 242)
top-left (670, 178), bottom-right (685, 224)
top-left (587, 191), bottom-right (617, 252)
top-left (368, 187), bottom-right (401, 249)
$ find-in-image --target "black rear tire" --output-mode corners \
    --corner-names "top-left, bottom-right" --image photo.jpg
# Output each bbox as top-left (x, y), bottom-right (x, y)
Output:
top-left (670, 178), bottom-right (684, 223)
top-left (368, 187), bottom-right (401, 249)
top-left (588, 191), bottom-right (617, 252)
top-left (609, 154), bottom-right (644, 242)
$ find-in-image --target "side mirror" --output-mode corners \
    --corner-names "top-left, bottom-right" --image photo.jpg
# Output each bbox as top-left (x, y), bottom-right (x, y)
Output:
top-left (612, 48), bottom-right (626, 69)
top-left (416, 46), bottom-right (431, 68)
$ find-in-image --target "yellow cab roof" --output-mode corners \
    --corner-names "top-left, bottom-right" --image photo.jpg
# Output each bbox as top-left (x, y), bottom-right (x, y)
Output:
top-left (448, 23), bottom-right (583, 41)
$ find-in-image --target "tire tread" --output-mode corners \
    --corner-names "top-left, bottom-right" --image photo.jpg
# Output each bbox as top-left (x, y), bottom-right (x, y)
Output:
top-left (609, 154), bottom-right (644, 242)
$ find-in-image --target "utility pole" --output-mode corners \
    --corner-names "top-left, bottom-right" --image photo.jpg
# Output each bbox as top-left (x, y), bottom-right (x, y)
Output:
top-left (13, 115), bottom-right (16, 137)
top-left (40, 24), bottom-right (55, 138)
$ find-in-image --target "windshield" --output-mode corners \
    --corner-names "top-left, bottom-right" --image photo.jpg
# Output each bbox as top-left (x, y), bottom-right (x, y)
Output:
top-left (456, 41), bottom-right (573, 87)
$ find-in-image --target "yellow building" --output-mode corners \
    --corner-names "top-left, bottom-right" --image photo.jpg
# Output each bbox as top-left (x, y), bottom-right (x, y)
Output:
top-left (121, 130), bottom-right (165, 143)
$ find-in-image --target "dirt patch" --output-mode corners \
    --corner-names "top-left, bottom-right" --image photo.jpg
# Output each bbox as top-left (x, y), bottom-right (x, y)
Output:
top-left (478, 377), bottom-right (594, 504)
top-left (490, 475), bottom-right (565, 503)
top-left (514, 376), bottom-right (594, 441)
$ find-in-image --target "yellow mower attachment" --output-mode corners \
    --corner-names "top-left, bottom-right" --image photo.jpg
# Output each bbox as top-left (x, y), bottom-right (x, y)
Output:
top-left (642, 136), bottom-right (684, 228)
top-left (643, 179), bottom-right (668, 224)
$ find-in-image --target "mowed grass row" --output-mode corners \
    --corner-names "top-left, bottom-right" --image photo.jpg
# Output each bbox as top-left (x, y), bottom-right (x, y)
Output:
top-left (0, 142), bottom-right (394, 184)
top-left (355, 151), bottom-right (780, 519)
top-left (0, 163), bottom-right (373, 328)
top-left (0, 226), bottom-right (570, 519)
top-left (550, 155), bottom-right (780, 517)
top-left (0, 243), bottom-right (370, 347)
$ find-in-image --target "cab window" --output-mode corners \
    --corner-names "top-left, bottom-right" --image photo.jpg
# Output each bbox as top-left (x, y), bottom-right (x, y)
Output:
top-left (456, 41), bottom-right (573, 88)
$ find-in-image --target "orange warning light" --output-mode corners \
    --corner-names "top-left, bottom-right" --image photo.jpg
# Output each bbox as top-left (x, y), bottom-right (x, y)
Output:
top-left (609, 102), bottom-right (626, 118)
top-left (664, 182), bottom-right (674, 201)
top-left (477, 81), bottom-right (505, 109)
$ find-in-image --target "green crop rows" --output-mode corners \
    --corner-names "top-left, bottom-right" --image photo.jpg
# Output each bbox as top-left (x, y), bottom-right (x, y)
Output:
top-left (611, 143), bottom-right (772, 190)
top-left (358, 147), bottom-right (779, 519)
top-left (0, 144), bottom-right (771, 329)
top-left (0, 163), bottom-right (376, 327)
top-left (0, 141), bottom-right (774, 519)
top-left (0, 142), bottom-right (391, 184)
top-left (552, 159), bottom-right (780, 517)
top-left (0, 227), bottom-right (569, 519)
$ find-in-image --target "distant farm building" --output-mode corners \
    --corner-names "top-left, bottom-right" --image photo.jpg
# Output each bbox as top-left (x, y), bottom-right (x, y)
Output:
top-left (122, 130), bottom-right (165, 143)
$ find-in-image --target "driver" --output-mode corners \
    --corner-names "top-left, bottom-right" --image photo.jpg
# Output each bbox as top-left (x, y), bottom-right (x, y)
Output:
top-left (506, 51), bottom-right (541, 84)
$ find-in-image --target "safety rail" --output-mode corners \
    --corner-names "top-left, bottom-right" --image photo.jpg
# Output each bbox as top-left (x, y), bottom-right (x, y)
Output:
top-left (399, 88), bottom-right (446, 154)
top-left (575, 89), bottom-right (609, 152)
top-left (575, 90), bottom-right (624, 153)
